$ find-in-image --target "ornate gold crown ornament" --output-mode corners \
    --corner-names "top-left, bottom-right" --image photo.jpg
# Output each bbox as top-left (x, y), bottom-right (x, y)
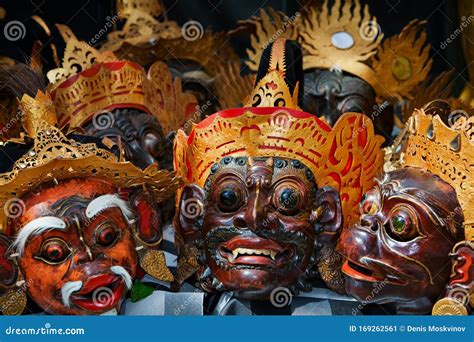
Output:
top-left (176, 36), bottom-right (384, 227)
top-left (0, 90), bottom-right (181, 233)
top-left (245, 1), bottom-right (433, 102)
top-left (99, 0), bottom-right (239, 82)
top-left (174, 109), bottom-right (384, 228)
top-left (47, 25), bottom-right (197, 135)
top-left (244, 38), bottom-right (301, 110)
top-left (402, 109), bottom-right (473, 240)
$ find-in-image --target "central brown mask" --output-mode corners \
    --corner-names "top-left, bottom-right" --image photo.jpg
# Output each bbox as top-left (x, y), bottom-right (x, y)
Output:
top-left (176, 156), bottom-right (340, 299)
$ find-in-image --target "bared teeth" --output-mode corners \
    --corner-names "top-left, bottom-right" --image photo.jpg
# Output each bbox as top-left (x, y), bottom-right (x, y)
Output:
top-left (229, 248), bottom-right (277, 260)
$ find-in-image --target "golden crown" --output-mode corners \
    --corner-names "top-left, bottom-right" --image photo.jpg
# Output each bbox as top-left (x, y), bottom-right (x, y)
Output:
top-left (174, 109), bottom-right (384, 227)
top-left (402, 109), bottom-right (474, 241)
top-left (245, 1), bottom-right (432, 101)
top-left (100, 0), bottom-right (239, 79)
top-left (47, 24), bottom-right (117, 85)
top-left (47, 25), bottom-right (197, 135)
top-left (244, 38), bottom-right (300, 110)
top-left (0, 91), bottom-right (180, 232)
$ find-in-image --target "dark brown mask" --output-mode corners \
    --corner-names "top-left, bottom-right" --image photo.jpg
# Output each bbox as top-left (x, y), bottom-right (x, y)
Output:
top-left (84, 108), bottom-right (171, 170)
top-left (177, 156), bottom-right (343, 299)
top-left (338, 168), bottom-right (464, 314)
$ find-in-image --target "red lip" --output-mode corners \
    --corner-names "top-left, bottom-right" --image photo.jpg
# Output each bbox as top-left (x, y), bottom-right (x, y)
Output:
top-left (342, 260), bottom-right (385, 283)
top-left (219, 236), bottom-right (293, 266)
top-left (70, 274), bottom-right (125, 313)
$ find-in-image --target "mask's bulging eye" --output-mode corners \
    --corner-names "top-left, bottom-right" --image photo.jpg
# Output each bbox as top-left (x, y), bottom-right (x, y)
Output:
top-left (218, 188), bottom-right (242, 212)
top-left (37, 238), bottom-right (71, 264)
top-left (387, 205), bottom-right (418, 241)
top-left (95, 223), bottom-right (120, 247)
top-left (273, 185), bottom-right (302, 215)
top-left (360, 190), bottom-right (380, 215)
top-left (392, 214), bottom-right (407, 233)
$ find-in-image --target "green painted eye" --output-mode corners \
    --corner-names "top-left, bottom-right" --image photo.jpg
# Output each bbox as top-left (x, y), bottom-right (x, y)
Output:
top-left (388, 206), bottom-right (418, 241)
top-left (391, 215), bottom-right (406, 233)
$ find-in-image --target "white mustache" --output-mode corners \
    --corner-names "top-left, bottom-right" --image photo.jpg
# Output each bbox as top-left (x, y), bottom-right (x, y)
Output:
top-left (111, 266), bottom-right (133, 290)
top-left (60, 266), bottom-right (133, 308)
top-left (61, 281), bottom-right (83, 308)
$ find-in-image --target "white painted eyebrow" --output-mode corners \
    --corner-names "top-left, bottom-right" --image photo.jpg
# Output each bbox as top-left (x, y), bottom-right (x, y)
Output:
top-left (13, 216), bottom-right (66, 256)
top-left (85, 194), bottom-right (135, 224)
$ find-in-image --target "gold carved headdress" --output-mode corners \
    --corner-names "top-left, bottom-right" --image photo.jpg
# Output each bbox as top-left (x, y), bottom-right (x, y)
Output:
top-left (175, 36), bottom-right (384, 226)
top-left (100, 0), bottom-right (239, 79)
top-left (174, 109), bottom-right (384, 227)
top-left (245, 1), bottom-right (432, 101)
top-left (402, 109), bottom-right (474, 240)
top-left (47, 25), bottom-right (197, 135)
top-left (0, 90), bottom-right (180, 232)
top-left (244, 38), bottom-right (301, 110)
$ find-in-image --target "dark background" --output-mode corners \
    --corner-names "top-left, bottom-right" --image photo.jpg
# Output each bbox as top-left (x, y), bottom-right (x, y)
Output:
top-left (0, 0), bottom-right (469, 93)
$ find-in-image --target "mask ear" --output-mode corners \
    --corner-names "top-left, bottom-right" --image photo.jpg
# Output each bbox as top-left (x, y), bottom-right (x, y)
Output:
top-left (175, 184), bottom-right (206, 245)
top-left (171, 185), bottom-right (206, 290)
top-left (129, 188), bottom-right (162, 246)
top-left (311, 187), bottom-right (346, 295)
top-left (312, 186), bottom-right (342, 245)
top-left (0, 234), bottom-right (17, 289)
top-left (0, 233), bottom-right (28, 315)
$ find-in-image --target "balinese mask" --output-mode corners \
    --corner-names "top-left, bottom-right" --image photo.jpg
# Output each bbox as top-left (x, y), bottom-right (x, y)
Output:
top-left (173, 38), bottom-right (384, 299)
top-left (302, 68), bottom-right (376, 127)
top-left (47, 25), bottom-right (197, 170)
top-left (243, 1), bottom-right (434, 140)
top-left (98, 0), bottom-right (241, 118)
top-left (339, 109), bottom-right (473, 314)
top-left (0, 92), bottom-right (178, 315)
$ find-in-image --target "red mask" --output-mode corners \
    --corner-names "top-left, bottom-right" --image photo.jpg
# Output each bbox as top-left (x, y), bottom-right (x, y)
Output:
top-left (5, 178), bottom-right (138, 315)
